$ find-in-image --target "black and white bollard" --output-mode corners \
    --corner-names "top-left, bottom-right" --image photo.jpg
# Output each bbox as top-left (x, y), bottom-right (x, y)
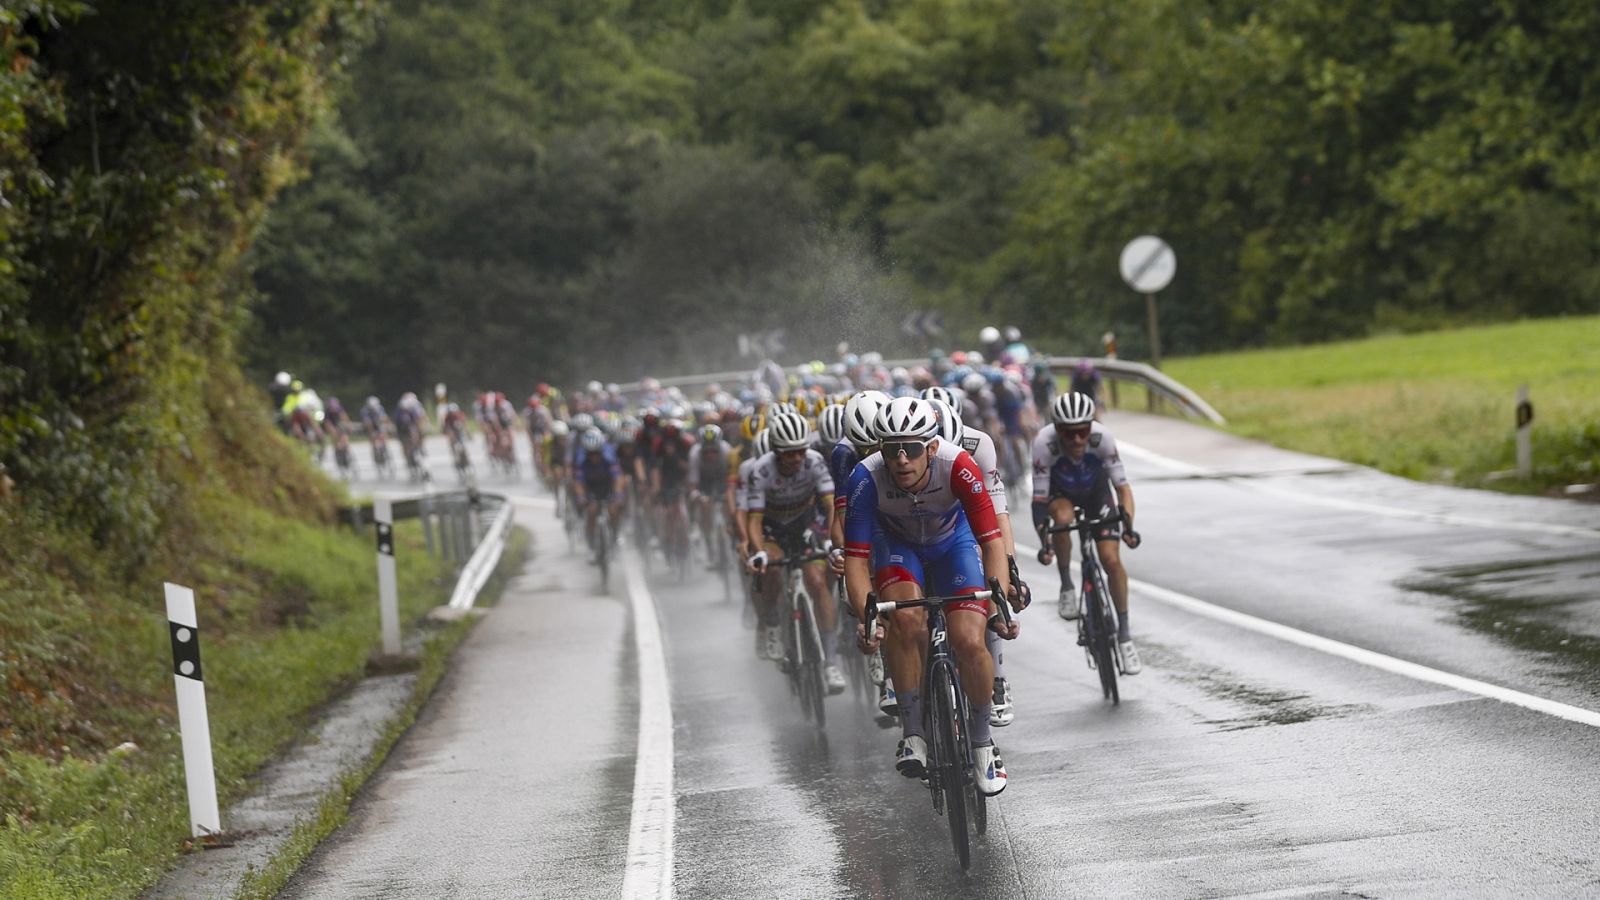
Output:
top-left (165, 582), bottom-right (222, 838)
top-left (1516, 384), bottom-right (1534, 478)
top-left (375, 498), bottom-right (401, 655)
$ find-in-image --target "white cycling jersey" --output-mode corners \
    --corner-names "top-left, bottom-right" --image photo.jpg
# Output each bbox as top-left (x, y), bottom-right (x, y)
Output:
top-left (745, 449), bottom-right (834, 525)
top-left (954, 427), bottom-right (1008, 517)
top-left (733, 455), bottom-right (759, 512)
top-left (1031, 421), bottom-right (1128, 502)
top-left (844, 439), bottom-right (1002, 551)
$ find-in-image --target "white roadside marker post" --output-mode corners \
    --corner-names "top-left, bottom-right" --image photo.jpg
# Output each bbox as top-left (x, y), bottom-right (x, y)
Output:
top-left (164, 582), bottom-right (222, 839)
top-left (375, 498), bottom-right (401, 656)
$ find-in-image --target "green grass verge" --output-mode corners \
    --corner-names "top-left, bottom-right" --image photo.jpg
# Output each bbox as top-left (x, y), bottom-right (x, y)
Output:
top-left (0, 507), bottom-right (457, 899)
top-left (234, 525), bottom-right (530, 900)
top-left (1150, 316), bottom-right (1600, 493)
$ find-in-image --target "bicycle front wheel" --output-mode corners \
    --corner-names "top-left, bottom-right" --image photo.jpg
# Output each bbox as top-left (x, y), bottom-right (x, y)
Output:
top-left (1085, 568), bottom-right (1119, 705)
top-left (800, 596), bottom-right (826, 730)
top-left (930, 662), bottom-right (970, 870)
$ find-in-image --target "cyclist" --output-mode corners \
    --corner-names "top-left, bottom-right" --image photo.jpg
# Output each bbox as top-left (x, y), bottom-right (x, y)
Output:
top-left (826, 390), bottom-right (896, 719)
top-left (442, 402), bottom-right (470, 468)
top-left (924, 389), bottom-right (1025, 728)
top-left (474, 390), bottom-right (516, 465)
top-left (844, 397), bottom-right (1019, 795)
top-left (270, 371), bottom-right (294, 431)
top-left (361, 396), bottom-right (390, 440)
top-left (1032, 392), bottom-right (1142, 673)
top-left (733, 428), bottom-right (777, 660)
top-left (688, 423), bottom-right (732, 569)
top-left (649, 417), bottom-right (695, 559)
top-left (572, 427), bottom-right (625, 559)
top-left (544, 419), bottom-right (572, 502)
top-left (1069, 359), bottom-right (1104, 420)
top-left (1030, 360), bottom-right (1056, 419)
top-left (745, 412), bottom-right (843, 693)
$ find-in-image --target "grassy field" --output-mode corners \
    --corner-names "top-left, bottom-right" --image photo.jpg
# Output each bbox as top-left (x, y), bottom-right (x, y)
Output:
top-left (0, 496), bottom-right (462, 898)
top-left (1145, 316), bottom-right (1600, 493)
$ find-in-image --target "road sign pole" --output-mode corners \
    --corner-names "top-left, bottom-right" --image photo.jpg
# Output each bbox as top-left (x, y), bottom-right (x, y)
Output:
top-left (1145, 292), bottom-right (1163, 371)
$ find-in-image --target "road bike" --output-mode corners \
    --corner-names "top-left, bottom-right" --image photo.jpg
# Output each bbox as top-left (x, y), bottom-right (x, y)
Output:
top-left (660, 489), bottom-right (692, 581)
top-left (368, 428), bottom-right (395, 480)
top-left (584, 498), bottom-right (615, 590)
top-left (864, 579), bottom-right (1012, 871)
top-left (447, 427), bottom-right (473, 482)
top-left (1040, 508), bottom-right (1139, 705)
top-left (486, 426), bottom-right (517, 479)
top-left (332, 426), bottom-right (355, 480)
top-left (759, 545), bottom-right (832, 730)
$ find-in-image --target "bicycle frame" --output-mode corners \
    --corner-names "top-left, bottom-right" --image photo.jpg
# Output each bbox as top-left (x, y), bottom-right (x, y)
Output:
top-left (865, 581), bottom-right (1010, 871)
top-left (1044, 509), bottom-right (1123, 704)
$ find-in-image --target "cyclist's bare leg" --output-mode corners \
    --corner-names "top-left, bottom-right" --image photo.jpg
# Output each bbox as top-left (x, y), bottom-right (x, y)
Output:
top-left (756, 540), bottom-right (787, 627)
top-left (1048, 497), bottom-right (1077, 578)
top-left (802, 561), bottom-right (836, 662)
top-left (881, 580), bottom-right (926, 736)
top-left (949, 607), bottom-right (996, 717)
top-left (1097, 539), bottom-right (1128, 614)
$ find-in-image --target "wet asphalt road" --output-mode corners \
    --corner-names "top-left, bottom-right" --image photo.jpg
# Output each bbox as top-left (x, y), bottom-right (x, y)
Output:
top-left (287, 414), bottom-right (1600, 897)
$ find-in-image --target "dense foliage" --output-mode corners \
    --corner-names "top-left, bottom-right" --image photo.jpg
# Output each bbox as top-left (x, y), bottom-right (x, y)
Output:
top-left (0, 0), bottom-right (370, 548)
top-left (250, 0), bottom-right (1600, 399)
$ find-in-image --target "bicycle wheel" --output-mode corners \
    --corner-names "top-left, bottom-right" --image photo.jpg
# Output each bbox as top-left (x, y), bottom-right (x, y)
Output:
top-left (930, 661), bottom-right (970, 870)
top-left (954, 682), bottom-right (987, 838)
top-left (1085, 566), bottom-right (1119, 705)
top-left (800, 597), bottom-right (826, 730)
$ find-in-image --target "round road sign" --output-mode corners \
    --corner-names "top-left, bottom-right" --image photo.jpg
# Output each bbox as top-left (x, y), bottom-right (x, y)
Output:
top-left (1119, 236), bottom-right (1176, 294)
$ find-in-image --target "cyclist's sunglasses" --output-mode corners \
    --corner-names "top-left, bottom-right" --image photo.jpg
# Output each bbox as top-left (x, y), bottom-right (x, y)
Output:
top-left (776, 447), bottom-right (807, 458)
top-left (1056, 424), bottom-right (1092, 441)
top-left (882, 439), bottom-right (932, 460)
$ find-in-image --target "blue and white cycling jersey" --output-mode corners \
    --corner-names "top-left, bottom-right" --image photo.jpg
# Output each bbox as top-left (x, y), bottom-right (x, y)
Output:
top-left (1030, 421), bottom-right (1127, 505)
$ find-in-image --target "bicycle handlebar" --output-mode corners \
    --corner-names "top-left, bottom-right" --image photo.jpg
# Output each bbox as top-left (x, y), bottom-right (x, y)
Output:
top-left (863, 577), bottom-right (1015, 635)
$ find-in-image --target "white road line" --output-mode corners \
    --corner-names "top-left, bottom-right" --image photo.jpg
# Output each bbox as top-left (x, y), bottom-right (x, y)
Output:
top-left (621, 549), bottom-right (675, 900)
top-left (1016, 537), bottom-right (1600, 729)
top-left (1118, 441), bottom-right (1600, 540)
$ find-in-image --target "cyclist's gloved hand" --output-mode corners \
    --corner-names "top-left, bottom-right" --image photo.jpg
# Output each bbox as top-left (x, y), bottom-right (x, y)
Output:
top-left (1036, 546), bottom-right (1053, 566)
top-left (1010, 579), bottom-right (1032, 612)
top-left (988, 612), bottom-right (1020, 640)
top-left (746, 550), bottom-right (769, 572)
top-left (1123, 529), bottom-right (1141, 549)
top-left (856, 620), bottom-right (885, 652)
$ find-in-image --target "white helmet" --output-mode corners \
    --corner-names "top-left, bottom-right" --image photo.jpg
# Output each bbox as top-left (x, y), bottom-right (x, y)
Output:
top-left (817, 404), bottom-right (847, 446)
top-left (768, 412), bottom-right (811, 450)
top-left (581, 428), bottom-right (605, 451)
top-left (920, 385), bottom-right (961, 416)
top-left (586, 380), bottom-right (603, 394)
top-left (550, 420), bottom-right (571, 437)
top-left (873, 397), bottom-right (939, 442)
top-left (979, 326), bottom-right (1001, 345)
top-left (1051, 392), bottom-right (1096, 425)
top-left (274, 371), bottom-right (291, 387)
top-left (571, 412), bottom-right (595, 431)
top-left (962, 372), bottom-right (987, 394)
top-left (925, 398), bottom-right (963, 445)
top-left (751, 428), bottom-right (772, 458)
top-left (844, 390), bottom-right (890, 448)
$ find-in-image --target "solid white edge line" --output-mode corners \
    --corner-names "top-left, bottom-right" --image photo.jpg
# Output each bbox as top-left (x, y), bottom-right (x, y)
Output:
top-left (621, 548), bottom-right (675, 900)
top-left (1117, 441), bottom-right (1600, 540)
top-left (1016, 536), bottom-right (1600, 729)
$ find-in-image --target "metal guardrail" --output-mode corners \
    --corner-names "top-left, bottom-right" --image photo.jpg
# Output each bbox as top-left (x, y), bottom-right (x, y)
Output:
top-left (341, 489), bottom-right (515, 611)
top-left (616, 355), bottom-right (1225, 425)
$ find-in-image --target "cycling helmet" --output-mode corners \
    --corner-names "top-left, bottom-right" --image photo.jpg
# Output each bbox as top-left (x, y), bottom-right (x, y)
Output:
top-left (926, 398), bottom-right (963, 445)
top-left (874, 397), bottom-right (939, 441)
top-left (1003, 325), bottom-right (1022, 344)
top-left (274, 371), bottom-right (291, 387)
top-left (920, 385), bottom-right (961, 416)
top-left (447, 402), bottom-right (460, 413)
top-left (1051, 392), bottom-right (1096, 425)
top-left (961, 372), bottom-right (987, 394)
top-left (586, 380), bottom-right (602, 394)
top-left (817, 404), bottom-right (847, 446)
top-left (699, 423), bottom-right (723, 444)
top-left (739, 411), bottom-right (765, 442)
top-left (551, 420), bottom-right (571, 437)
top-left (365, 395), bottom-right (380, 410)
top-left (979, 326), bottom-right (1001, 345)
top-left (663, 418), bottom-right (682, 436)
top-left (581, 428), bottom-right (604, 451)
top-left (571, 412), bottom-right (594, 432)
top-left (768, 412), bottom-right (812, 450)
top-left (751, 428), bottom-right (772, 458)
top-left (844, 390), bottom-right (890, 448)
